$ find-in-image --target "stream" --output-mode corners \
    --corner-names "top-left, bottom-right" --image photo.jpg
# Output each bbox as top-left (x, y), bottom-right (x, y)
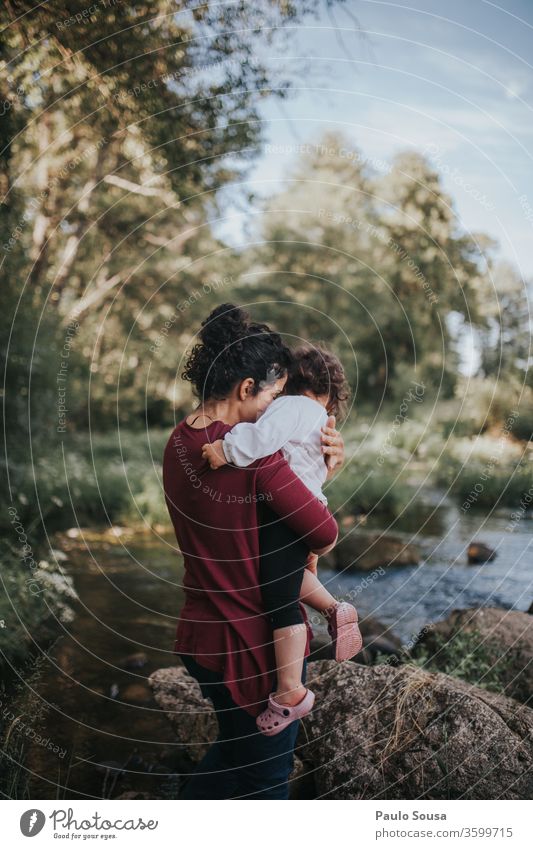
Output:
top-left (15, 491), bottom-right (533, 799)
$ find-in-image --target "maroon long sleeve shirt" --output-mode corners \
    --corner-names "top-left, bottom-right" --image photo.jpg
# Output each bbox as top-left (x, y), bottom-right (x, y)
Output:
top-left (162, 417), bottom-right (338, 716)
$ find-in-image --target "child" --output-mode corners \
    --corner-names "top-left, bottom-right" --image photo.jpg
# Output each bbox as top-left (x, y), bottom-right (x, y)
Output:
top-left (201, 344), bottom-right (363, 736)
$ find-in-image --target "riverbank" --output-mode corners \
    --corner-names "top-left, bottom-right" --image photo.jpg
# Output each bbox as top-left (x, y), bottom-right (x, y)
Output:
top-left (149, 612), bottom-right (533, 799)
top-left (1, 410), bottom-right (531, 798)
top-left (1, 514), bottom-right (531, 799)
top-left (0, 526), bottom-right (184, 799)
top-left (3, 404), bottom-right (532, 552)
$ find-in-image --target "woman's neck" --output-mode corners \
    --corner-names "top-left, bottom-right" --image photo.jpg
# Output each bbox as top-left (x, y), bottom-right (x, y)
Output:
top-left (191, 398), bottom-right (240, 426)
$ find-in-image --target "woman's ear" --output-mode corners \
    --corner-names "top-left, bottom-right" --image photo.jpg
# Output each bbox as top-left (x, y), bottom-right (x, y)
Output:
top-left (238, 377), bottom-right (255, 401)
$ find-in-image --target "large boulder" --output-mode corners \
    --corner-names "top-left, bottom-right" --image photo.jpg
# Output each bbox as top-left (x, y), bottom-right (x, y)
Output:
top-left (332, 531), bottom-right (421, 572)
top-left (412, 607), bottom-right (533, 705)
top-left (297, 660), bottom-right (533, 799)
top-left (148, 665), bottom-right (309, 797)
top-left (148, 666), bottom-right (217, 761)
top-left (148, 659), bottom-right (533, 799)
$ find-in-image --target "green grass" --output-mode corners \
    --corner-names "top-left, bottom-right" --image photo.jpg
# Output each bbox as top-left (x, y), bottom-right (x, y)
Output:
top-left (0, 650), bottom-right (73, 799)
top-left (409, 629), bottom-right (513, 694)
top-left (326, 462), bottom-right (415, 518)
top-left (6, 397), bottom-right (530, 541)
top-left (0, 543), bottom-right (78, 674)
top-left (434, 436), bottom-right (533, 510)
top-left (372, 629), bottom-right (511, 696)
top-left (450, 376), bottom-right (533, 442)
top-left (326, 414), bottom-right (444, 519)
top-left (2, 429), bottom-right (170, 536)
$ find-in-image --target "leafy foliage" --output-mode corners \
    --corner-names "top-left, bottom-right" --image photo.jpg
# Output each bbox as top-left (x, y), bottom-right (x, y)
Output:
top-left (237, 132), bottom-right (497, 402)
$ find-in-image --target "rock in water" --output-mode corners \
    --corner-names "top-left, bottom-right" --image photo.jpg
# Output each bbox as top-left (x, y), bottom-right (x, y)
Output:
top-left (297, 660), bottom-right (533, 800)
top-left (148, 666), bottom-right (218, 761)
top-left (121, 652), bottom-right (149, 670)
top-left (467, 542), bottom-right (496, 564)
top-left (413, 607), bottom-right (533, 705)
top-left (357, 615), bottom-right (403, 662)
top-left (333, 531), bottom-right (420, 572)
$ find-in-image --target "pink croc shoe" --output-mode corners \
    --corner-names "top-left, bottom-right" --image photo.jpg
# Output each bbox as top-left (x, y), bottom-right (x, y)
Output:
top-left (256, 689), bottom-right (315, 736)
top-left (327, 602), bottom-right (363, 661)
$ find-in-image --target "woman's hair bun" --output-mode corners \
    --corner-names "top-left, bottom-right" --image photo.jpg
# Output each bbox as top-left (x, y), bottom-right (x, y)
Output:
top-left (199, 303), bottom-right (250, 354)
top-left (182, 301), bottom-right (292, 402)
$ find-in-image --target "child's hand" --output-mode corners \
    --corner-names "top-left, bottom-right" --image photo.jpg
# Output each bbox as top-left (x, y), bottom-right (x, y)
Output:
top-left (305, 552), bottom-right (318, 575)
top-left (201, 439), bottom-right (228, 469)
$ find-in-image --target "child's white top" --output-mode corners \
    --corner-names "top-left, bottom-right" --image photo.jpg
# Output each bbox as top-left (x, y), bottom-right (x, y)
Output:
top-left (222, 395), bottom-right (329, 504)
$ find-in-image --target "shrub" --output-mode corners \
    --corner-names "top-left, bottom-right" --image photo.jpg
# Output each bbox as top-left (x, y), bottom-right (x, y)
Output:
top-left (435, 436), bottom-right (532, 510)
top-left (0, 547), bottom-right (78, 674)
top-left (454, 376), bottom-right (532, 440)
top-left (410, 629), bottom-right (516, 694)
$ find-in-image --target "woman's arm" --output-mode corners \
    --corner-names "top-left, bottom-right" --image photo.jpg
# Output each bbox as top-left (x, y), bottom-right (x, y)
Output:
top-left (254, 450), bottom-right (338, 552)
top-left (321, 415), bottom-right (345, 473)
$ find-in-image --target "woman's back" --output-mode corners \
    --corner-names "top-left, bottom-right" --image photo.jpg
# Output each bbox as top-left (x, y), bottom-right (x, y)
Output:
top-left (162, 415), bottom-right (338, 715)
top-left (163, 417), bottom-right (268, 613)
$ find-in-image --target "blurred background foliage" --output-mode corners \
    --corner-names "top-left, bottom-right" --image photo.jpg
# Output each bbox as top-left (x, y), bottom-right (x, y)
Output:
top-left (1, 3), bottom-right (531, 801)
top-left (1, 0), bottom-right (531, 544)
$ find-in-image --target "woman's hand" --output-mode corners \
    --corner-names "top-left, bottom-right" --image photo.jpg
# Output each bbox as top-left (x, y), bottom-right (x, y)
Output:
top-left (201, 439), bottom-right (228, 469)
top-left (305, 552), bottom-right (318, 575)
top-left (321, 414), bottom-right (345, 473)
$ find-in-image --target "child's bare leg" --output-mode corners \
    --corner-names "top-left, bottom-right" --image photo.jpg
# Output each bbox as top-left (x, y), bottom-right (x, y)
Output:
top-left (271, 623), bottom-right (308, 706)
top-left (300, 569), bottom-right (338, 618)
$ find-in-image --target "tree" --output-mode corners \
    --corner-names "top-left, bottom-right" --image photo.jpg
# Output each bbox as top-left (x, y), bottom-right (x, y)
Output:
top-left (240, 132), bottom-right (494, 402)
top-left (0, 0), bottom-right (332, 428)
top-left (373, 150), bottom-right (492, 398)
top-left (477, 260), bottom-right (532, 381)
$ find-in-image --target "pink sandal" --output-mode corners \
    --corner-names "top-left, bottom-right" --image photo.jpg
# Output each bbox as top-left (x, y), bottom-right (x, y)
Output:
top-left (256, 688), bottom-right (315, 736)
top-left (327, 602), bottom-right (363, 661)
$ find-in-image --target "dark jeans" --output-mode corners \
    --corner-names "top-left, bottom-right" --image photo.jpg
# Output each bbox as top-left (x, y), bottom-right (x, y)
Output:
top-left (258, 504), bottom-right (309, 631)
top-left (178, 653), bottom-right (307, 800)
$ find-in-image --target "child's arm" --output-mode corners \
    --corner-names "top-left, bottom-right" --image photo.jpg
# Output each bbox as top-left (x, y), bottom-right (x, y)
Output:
top-left (207, 396), bottom-right (302, 469)
top-left (305, 551), bottom-right (318, 574)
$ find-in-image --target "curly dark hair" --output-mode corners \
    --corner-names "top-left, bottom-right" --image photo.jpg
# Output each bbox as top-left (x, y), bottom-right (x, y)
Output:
top-left (181, 303), bottom-right (292, 401)
top-left (284, 343), bottom-right (350, 420)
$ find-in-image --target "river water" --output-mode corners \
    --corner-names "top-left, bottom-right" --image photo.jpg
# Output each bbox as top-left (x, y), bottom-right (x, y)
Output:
top-left (321, 494), bottom-right (532, 645)
top-left (20, 530), bottom-right (186, 800)
top-left (17, 492), bottom-right (532, 798)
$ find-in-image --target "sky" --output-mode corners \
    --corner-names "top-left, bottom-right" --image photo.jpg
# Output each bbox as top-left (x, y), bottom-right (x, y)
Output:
top-left (219, 0), bottom-right (533, 285)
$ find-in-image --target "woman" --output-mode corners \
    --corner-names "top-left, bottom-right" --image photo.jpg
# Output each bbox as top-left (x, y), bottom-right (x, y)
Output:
top-left (162, 303), bottom-right (345, 799)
